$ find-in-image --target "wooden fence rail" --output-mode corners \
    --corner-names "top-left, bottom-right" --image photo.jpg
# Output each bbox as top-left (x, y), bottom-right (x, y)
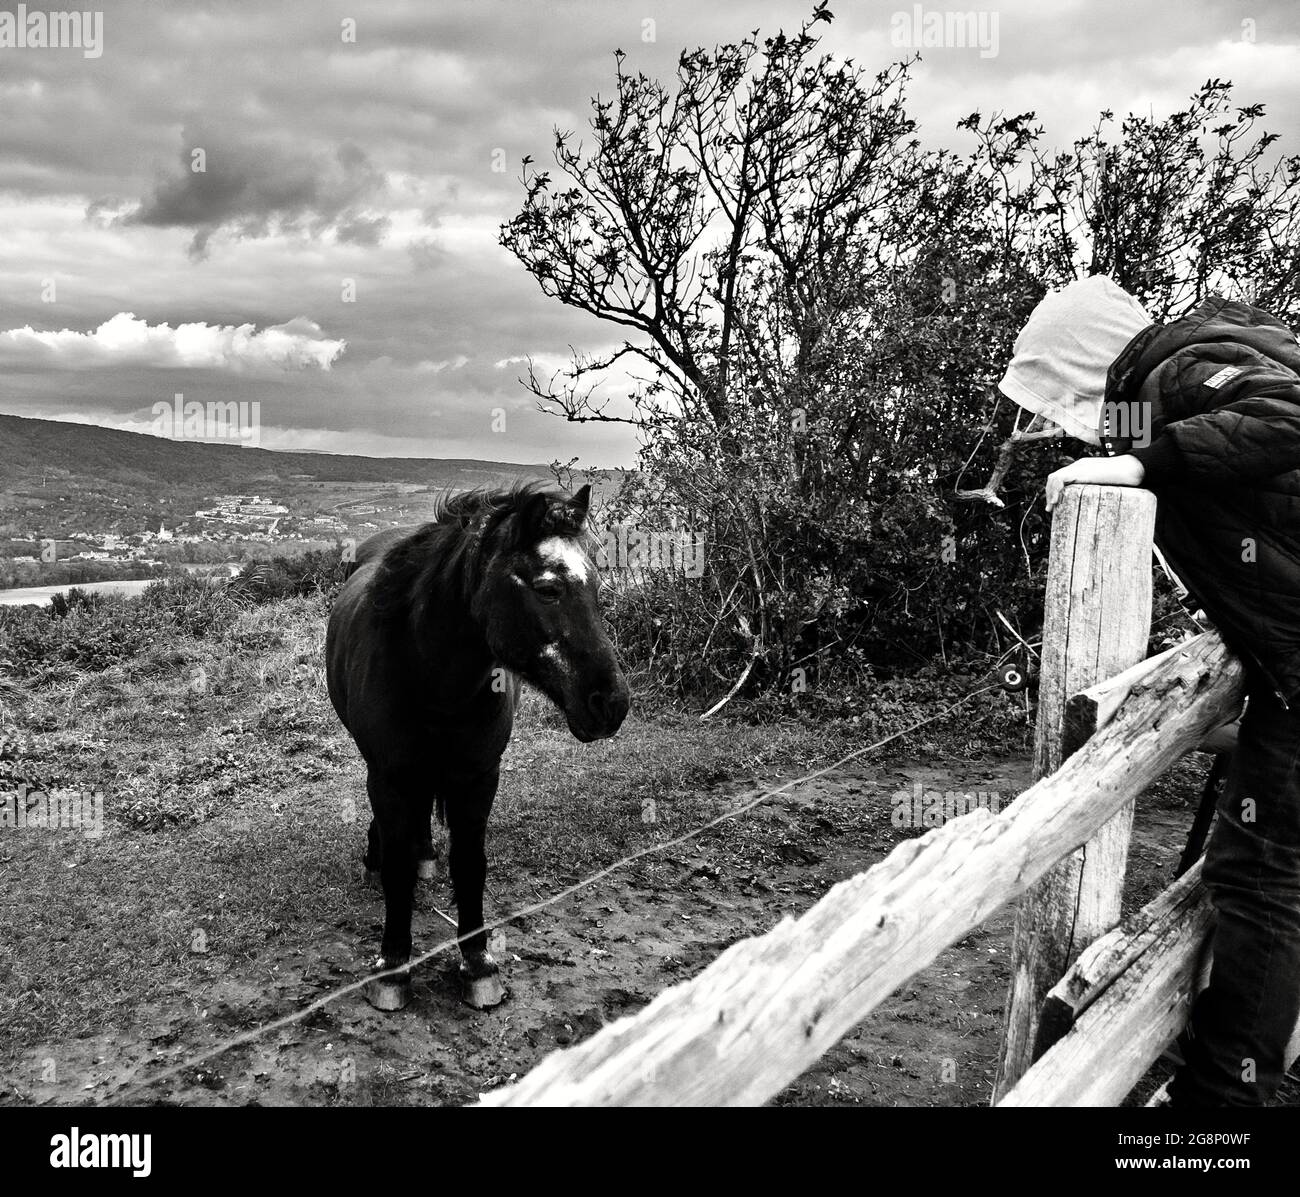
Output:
top-left (1003, 859), bottom-right (1300, 1105)
top-left (997, 862), bottom-right (1215, 1106)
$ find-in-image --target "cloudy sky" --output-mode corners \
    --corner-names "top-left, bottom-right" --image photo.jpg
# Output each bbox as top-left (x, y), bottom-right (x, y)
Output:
top-left (1, 0), bottom-right (1297, 467)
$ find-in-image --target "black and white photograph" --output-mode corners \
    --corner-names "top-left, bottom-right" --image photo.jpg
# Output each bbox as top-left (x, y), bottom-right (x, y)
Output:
top-left (1, 0), bottom-right (1298, 1173)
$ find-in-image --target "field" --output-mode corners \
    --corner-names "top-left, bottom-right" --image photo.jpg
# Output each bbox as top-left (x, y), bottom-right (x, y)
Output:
top-left (0, 592), bottom-right (1294, 1106)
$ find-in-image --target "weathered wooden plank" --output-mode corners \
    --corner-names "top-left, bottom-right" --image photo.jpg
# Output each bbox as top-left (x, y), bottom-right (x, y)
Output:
top-left (994, 485), bottom-right (1157, 1100)
top-left (481, 632), bottom-right (1244, 1107)
top-left (1063, 640), bottom-right (1184, 757)
top-left (998, 865), bottom-right (1215, 1106)
top-left (1008, 858), bottom-right (1299, 1106)
top-left (1034, 861), bottom-right (1208, 1055)
top-left (1064, 644), bottom-right (1241, 757)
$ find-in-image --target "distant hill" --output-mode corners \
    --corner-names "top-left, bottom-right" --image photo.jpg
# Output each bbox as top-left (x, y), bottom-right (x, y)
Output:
top-left (0, 414), bottom-right (629, 566)
top-left (0, 412), bottom-right (554, 490)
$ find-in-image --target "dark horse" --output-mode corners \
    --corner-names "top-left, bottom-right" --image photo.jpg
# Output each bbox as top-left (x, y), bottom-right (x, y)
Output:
top-left (326, 482), bottom-right (630, 1010)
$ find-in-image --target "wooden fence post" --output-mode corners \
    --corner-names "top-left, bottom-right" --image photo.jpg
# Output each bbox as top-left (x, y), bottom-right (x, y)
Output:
top-left (993, 483), bottom-right (1157, 1100)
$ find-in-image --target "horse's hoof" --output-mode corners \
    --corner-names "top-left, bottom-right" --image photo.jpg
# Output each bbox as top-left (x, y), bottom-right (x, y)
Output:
top-left (365, 957), bottom-right (412, 1011)
top-left (365, 867), bottom-right (382, 888)
top-left (416, 857), bottom-right (438, 881)
top-left (462, 972), bottom-right (506, 1009)
top-left (460, 951), bottom-right (505, 1010)
top-left (365, 977), bottom-right (413, 1011)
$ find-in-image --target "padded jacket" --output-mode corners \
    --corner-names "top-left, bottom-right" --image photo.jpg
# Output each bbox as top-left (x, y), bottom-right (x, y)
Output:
top-left (1098, 295), bottom-right (1300, 706)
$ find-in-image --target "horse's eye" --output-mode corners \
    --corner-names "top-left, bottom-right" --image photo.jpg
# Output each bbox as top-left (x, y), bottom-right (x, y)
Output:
top-left (533, 581), bottom-right (562, 603)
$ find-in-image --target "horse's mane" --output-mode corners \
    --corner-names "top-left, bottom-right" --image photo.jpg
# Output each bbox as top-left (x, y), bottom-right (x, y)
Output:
top-left (424, 481), bottom-right (538, 528)
top-left (367, 481), bottom-right (588, 623)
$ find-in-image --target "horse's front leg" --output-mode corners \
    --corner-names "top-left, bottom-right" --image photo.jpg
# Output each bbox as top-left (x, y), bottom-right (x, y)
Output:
top-left (363, 770), bottom-right (424, 1011)
top-left (448, 769), bottom-right (505, 1009)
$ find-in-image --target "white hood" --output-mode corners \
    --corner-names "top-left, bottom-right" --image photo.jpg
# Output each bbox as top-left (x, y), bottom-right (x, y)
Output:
top-left (997, 276), bottom-right (1153, 445)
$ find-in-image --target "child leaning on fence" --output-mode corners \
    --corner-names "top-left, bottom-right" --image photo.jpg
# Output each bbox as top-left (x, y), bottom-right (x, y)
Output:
top-left (998, 275), bottom-right (1300, 1107)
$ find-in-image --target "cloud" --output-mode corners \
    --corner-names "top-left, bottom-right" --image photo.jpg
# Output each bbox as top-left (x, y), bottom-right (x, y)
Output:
top-left (415, 355), bottom-right (470, 372)
top-left (0, 0), bottom-right (1296, 473)
top-left (121, 125), bottom-right (394, 258)
top-left (0, 313), bottom-right (346, 372)
top-left (407, 235), bottom-right (448, 271)
top-left (336, 213), bottom-right (391, 245)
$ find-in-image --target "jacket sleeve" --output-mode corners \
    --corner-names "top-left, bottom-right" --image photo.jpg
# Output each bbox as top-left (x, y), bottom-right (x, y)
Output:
top-left (1130, 365), bottom-right (1300, 485)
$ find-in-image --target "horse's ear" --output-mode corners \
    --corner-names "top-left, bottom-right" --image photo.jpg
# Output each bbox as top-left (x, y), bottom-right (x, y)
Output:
top-left (520, 491), bottom-right (551, 541)
top-left (520, 485), bottom-right (589, 543)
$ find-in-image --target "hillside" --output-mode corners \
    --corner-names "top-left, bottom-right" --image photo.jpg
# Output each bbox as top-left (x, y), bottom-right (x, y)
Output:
top-left (0, 412), bottom-right (617, 585)
top-left (0, 412), bottom-right (551, 491)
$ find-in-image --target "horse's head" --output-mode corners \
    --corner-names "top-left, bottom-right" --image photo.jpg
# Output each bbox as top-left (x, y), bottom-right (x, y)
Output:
top-left (477, 484), bottom-right (630, 742)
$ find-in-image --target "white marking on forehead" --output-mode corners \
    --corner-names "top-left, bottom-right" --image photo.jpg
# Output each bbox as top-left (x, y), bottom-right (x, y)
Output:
top-left (536, 536), bottom-right (591, 582)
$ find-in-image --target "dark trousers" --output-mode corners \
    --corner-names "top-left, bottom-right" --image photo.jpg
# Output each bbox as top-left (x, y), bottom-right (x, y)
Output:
top-left (1170, 685), bottom-right (1300, 1106)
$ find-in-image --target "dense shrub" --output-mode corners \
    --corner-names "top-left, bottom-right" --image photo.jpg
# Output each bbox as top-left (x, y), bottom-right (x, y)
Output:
top-left (227, 548), bottom-right (350, 604)
top-left (0, 577), bottom-right (239, 681)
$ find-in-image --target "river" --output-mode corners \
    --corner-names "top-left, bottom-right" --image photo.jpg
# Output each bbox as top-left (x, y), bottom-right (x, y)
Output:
top-left (0, 570), bottom-right (238, 607)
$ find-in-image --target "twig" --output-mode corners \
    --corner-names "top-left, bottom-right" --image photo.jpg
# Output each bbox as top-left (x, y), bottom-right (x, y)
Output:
top-left (699, 638), bottom-right (762, 720)
top-left (994, 608), bottom-right (1040, 662)
top-left (786, 637), bottom-right (843, 670)
top-left (954, 413), bottom-right (1064, 507)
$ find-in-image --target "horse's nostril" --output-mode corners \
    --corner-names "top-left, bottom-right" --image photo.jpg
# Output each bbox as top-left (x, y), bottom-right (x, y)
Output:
top-left (588, 688), bottom-right (629, 726)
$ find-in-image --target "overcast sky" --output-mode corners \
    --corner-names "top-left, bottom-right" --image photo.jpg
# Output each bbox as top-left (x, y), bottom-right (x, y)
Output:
top-left (1, 0), bottom-right (1297, 467)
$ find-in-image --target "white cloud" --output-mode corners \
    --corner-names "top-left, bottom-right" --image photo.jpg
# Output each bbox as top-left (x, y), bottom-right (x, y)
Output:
top-left (0, 312), bottom-right (346, 372)
top-left (415, 354), bottom-right (470, 372)
top-left (494, 352), bottom-right (574, 373)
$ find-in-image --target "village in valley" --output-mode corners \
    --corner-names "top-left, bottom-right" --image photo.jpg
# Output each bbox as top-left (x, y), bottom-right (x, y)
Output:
top-left (0, 414), bottom-right (568, 590)
top-left (62, 494), bottom-right (347, 568)
top-left (0, 481), bottom-right (370, 590)
top-left (0, 455), bottom-right (550, 590)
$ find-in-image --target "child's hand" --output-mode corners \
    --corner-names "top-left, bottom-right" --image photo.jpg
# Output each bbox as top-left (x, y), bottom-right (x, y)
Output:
top-left (1045, 455), bottom-right (1146, 511)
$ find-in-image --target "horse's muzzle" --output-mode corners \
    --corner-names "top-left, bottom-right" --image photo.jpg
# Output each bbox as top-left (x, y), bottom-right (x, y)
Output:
top-left (570, 681), bottom-right (630, 741)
